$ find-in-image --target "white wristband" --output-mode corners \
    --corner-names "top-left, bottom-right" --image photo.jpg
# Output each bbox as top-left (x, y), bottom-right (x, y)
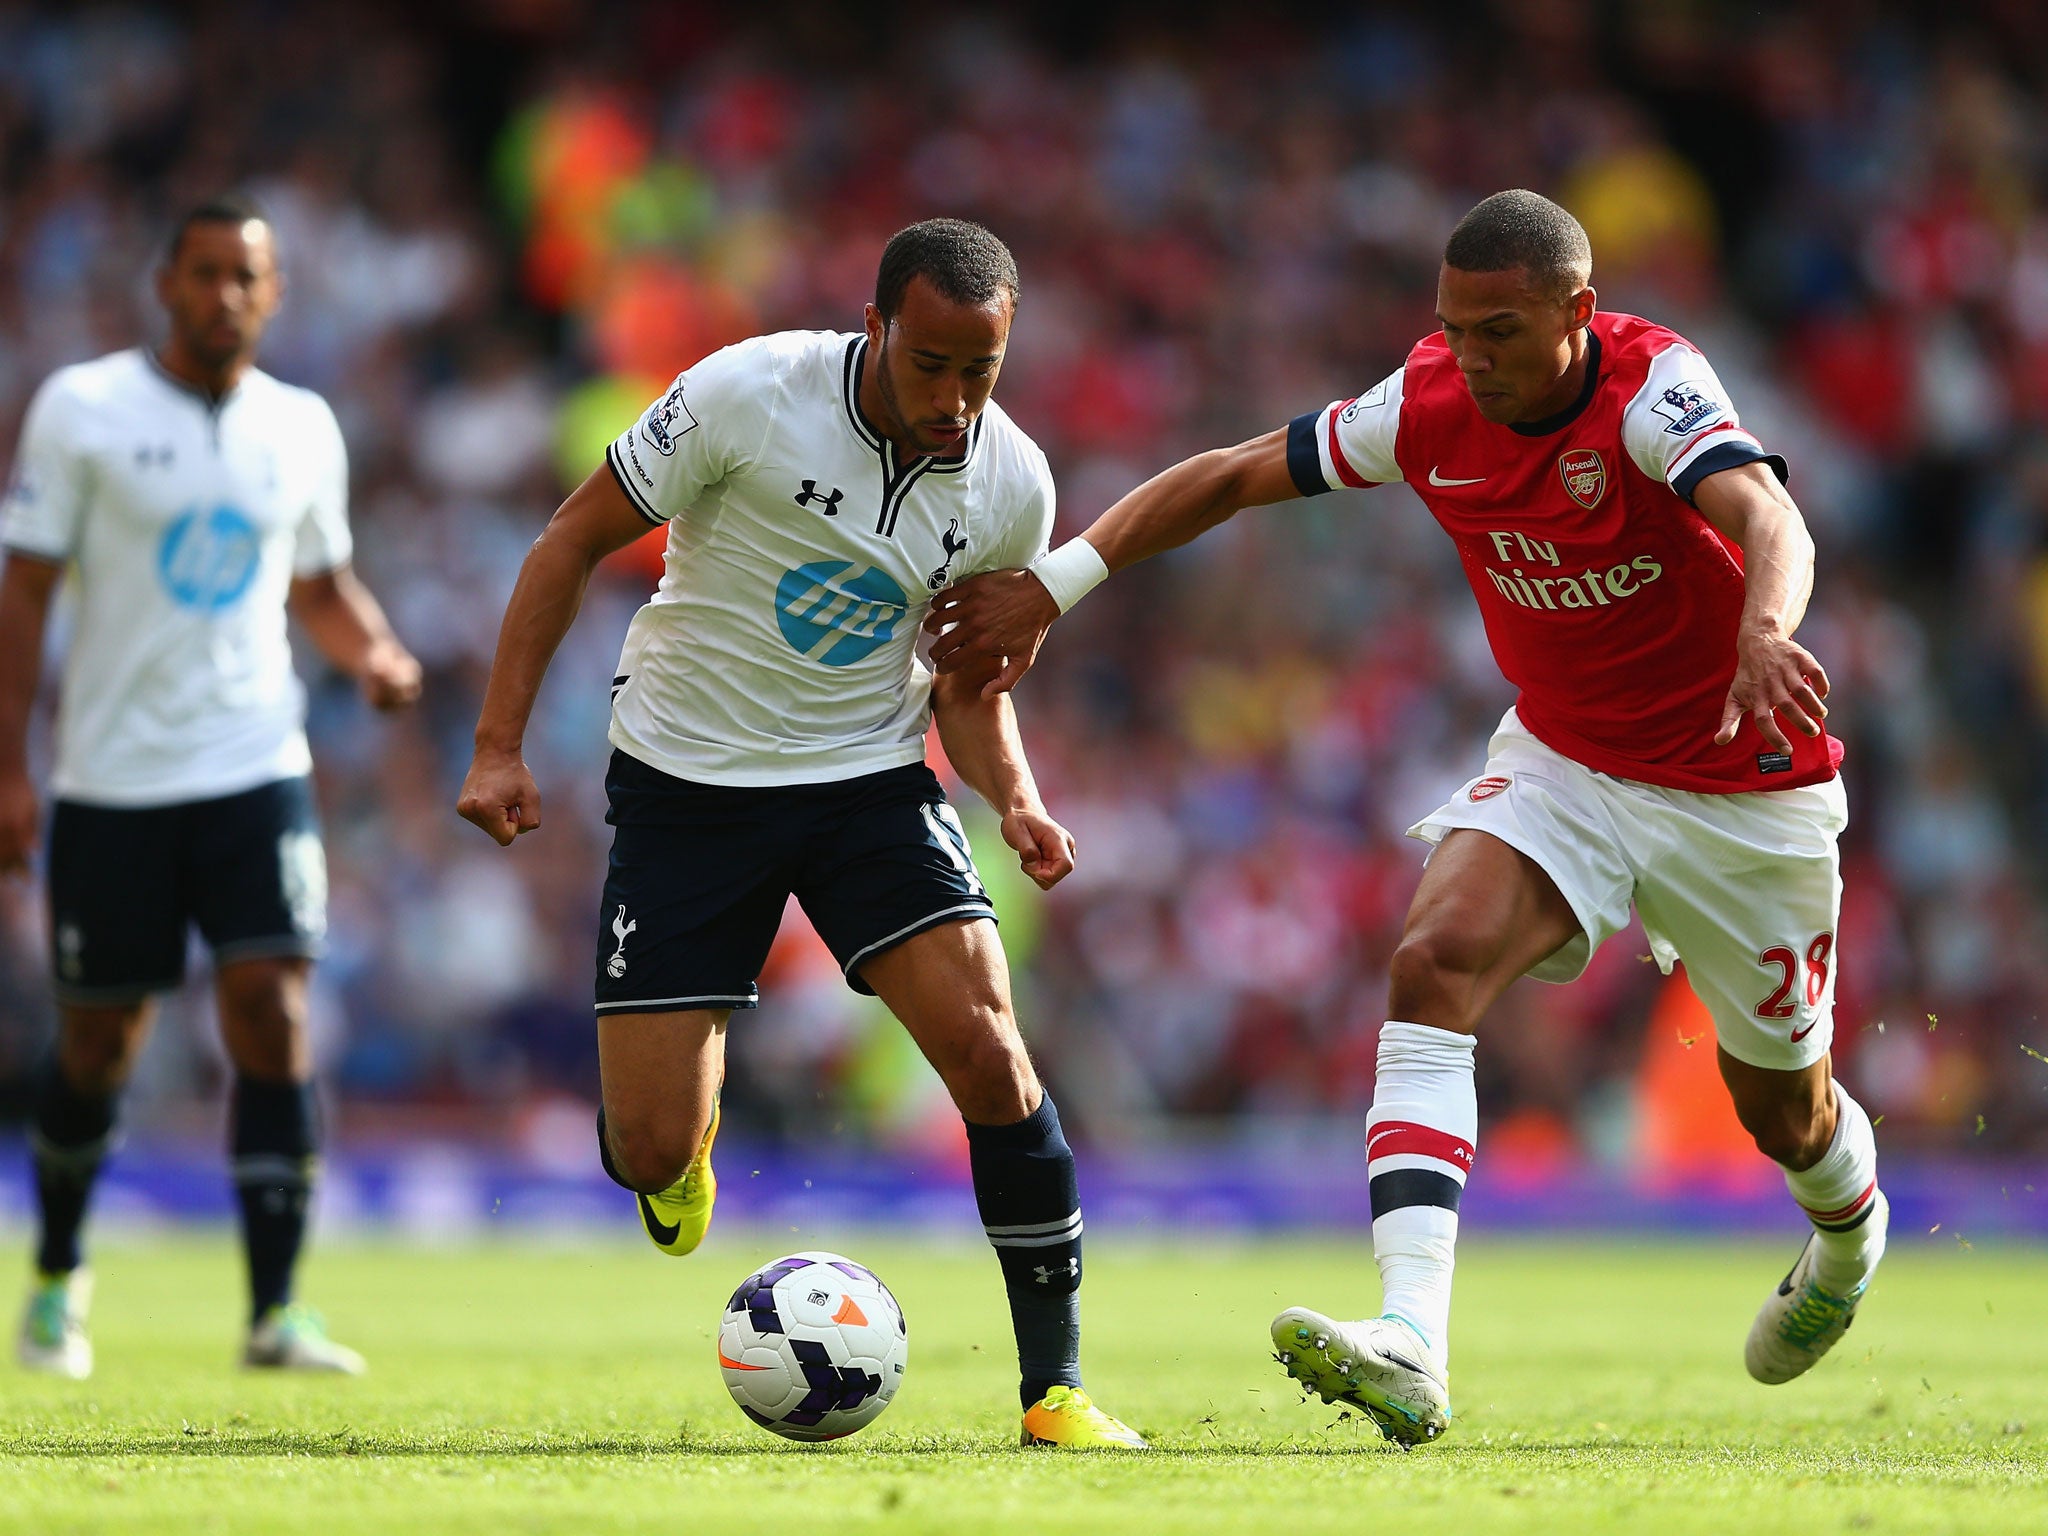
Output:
top-left (1028, 539), bottom-right (1109, 614)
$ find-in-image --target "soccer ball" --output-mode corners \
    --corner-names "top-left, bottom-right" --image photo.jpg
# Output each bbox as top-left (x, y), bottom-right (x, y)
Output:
top-left (718, 1251), bottom-right (908, 1441)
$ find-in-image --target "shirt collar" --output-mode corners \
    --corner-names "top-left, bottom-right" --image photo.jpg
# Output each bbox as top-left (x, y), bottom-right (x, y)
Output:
top-left (144, 348), bottom-right (241, 412)
top-left (840, 334), bottom-right (982, 475)
top-left (1507, 330), bottom-right (1602, 438)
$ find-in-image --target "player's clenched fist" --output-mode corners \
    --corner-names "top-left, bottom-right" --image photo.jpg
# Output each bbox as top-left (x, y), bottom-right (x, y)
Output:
top-left (457, 749), bottom-right (543, 846)
top-left (1000, 805), bottom-right (1076, 890)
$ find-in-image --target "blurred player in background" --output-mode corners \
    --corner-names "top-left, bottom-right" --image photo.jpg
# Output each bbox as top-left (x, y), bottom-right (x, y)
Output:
top-left (456, 219), bottom-right (1145, 1449)
top-left (928, 190), bottom-right (1888, 1445)
top-left (0, 196), bottom-right (421, 1378)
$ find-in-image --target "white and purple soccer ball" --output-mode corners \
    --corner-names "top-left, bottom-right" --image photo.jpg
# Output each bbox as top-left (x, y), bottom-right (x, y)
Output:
top-left (718, 1251), bottom-right (908, 1442)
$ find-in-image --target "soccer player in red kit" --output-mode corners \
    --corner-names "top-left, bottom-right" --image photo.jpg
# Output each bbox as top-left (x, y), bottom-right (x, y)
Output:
top-left (923, 190), bottom-right (1887, 1445)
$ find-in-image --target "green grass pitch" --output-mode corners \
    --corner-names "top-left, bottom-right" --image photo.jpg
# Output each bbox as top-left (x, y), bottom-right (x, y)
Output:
top-left (1, 1231), bottom-right (2042, 1534)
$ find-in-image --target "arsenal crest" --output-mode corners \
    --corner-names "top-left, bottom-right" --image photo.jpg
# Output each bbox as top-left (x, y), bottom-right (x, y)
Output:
top-left (1558, 448), bottom-right (1606, 509)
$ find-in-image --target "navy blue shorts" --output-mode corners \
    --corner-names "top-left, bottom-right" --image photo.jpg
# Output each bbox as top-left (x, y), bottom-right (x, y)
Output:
top-left (46, 776), bottom-right (326, 1006)
top-left (594, 751), bottom-right (996, 1015)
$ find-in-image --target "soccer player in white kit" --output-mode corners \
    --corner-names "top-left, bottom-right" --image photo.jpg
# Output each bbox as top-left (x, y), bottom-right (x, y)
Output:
top-left (1, 197), bottom-right (421, 1377)
top-left (457, 221), bottom-right (1145, 1449)
top-left (928, 192), bottom-right (1889, 1445)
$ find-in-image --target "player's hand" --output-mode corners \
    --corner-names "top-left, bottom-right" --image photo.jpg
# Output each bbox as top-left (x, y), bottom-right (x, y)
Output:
top-left (923, 570), bottom-right (1060, 698)
top-left (1715, 626), bottom-right (1830, 753)
top-left (456, 749), bottom-right (542, 846)
top-left (360, 641), bottom-right (423, 711)
top-left (0, 770), bottom-right (38, 877)
top-left (1000, 805), bottom-right (1076, 891)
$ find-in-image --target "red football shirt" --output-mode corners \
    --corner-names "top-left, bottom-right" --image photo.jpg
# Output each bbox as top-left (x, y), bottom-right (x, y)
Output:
top-left (1287, 311), bottom-right (1842, 794)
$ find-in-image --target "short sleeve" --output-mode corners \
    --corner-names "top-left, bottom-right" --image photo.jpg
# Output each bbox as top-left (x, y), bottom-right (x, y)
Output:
top-left (1285, 366), bottom-right (1406, 497)
top-left (604, 340), bottom-right (774, 526)
top-left (292, 398), bottom-right (354, 576)
top-left (1622, 342), bottom-right (1786, 505)
top-left (984, 449), bottom-right (1056, 572)
top-left (2, 373), bottom-right (90, 561)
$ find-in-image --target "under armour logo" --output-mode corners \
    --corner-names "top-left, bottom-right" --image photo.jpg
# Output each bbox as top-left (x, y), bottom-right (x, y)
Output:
top-left (926, 518), bottom-right (969, 590)
top-left (794, 480), bottom-right (844, 515)
top-left (1033, 1257), bottom-right (1079, 1285)
top-left (607, 905), bottom-right (637, 979)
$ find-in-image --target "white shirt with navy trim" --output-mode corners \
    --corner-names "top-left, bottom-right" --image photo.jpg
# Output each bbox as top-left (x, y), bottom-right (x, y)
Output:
top-left (1317, 365), bottom-right (1407, 488)
top-left (603, 330), bottom-right (1056, 787)
top-left (1, 349), bottom-right (352, 806)
top-left (1617, 341), bottom-right (1772, 502)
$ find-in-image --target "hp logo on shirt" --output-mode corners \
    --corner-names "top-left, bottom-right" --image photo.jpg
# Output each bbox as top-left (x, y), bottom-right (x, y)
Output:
top-left (773, 560), bottom-right (909, 666)
top-left (158, 504), bottom-right (261, 611)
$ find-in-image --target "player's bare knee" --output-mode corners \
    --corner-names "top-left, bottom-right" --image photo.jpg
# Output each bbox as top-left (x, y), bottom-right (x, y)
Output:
top-left (1748, 1123), bottom-right (1811, 1169)
top-left (57, 1010), bottom-right (149, 1091)
top-left (216, 961), bottom-right (314, 1078)
top-left (1778, 1111), bottom-right (1834, 1171)
top-left (1387, 932), bottom-right (1484, 1031)
top-left (612, 1145), bottom-right (688, 1194)
top-left (604, 1117), bottom-right (694, 1193)
top-left (218, 963), bottom-right (307, 1025)
top-left (58, 1048), bottom-right (128, 1095)
top-left (221, 1012), bottom-right (304, 1076)
top-left (1743, 1100), bottom-right (1831, 1170)
top-left (222, 992), bottom-right (297, 1036)
top-left (942, 1016), bottom-right (1037, 1124)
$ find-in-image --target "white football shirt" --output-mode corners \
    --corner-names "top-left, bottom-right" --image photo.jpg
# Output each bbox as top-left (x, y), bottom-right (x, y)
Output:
top-left (605, 330), bottom-right (1055, 786)
top-left (1, 349), bottom-right (352, 806)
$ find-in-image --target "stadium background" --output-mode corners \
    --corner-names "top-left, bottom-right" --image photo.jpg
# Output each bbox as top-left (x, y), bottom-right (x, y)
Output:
top-left (0, 0), bottom-right (2044, 1238)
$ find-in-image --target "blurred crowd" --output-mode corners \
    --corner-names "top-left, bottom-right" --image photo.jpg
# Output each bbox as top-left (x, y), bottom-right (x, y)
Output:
top-left (2, 1), bottom-right (2046, 1161)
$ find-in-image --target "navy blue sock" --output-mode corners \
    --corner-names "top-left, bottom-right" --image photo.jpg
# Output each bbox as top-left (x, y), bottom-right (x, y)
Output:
top-left (31, 1056), bottom-right (117, 1276)
top-left (230, 1077), bottom-right (318, 1324)
top-left (965, 1093), bottom-right (1084, 1410)
top-left (594, 1107), bottom-right (635, 1190)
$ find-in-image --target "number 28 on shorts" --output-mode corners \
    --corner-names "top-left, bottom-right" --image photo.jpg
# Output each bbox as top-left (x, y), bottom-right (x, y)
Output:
top-left (1755, 931), bottom-right (1834, 1042)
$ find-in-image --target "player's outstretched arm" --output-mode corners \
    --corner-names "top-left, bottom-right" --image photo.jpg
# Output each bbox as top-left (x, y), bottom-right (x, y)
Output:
top-left (289, 565), bottom-right (422, 711)
top-left (0, 552), bottom-right (60, 875)
top-left (924, 425), bottom-right (1302, 696)
top-left (930, 667), bottom-right (1074, 891)
top-left (1693, 460), bottom-right (1830, 753)
top-left (457, 466), bottom-right (653, 846)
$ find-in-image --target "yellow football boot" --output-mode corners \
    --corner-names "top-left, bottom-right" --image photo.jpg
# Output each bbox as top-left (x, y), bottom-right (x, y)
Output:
top-left (1020, 1385), bottom-right (1149, 1449)
top-left (635, 1099), bottom-right (719, 1257)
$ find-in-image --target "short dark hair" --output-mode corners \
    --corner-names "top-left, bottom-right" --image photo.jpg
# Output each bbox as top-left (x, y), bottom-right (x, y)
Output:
top-left (1443, 190), bottom-right (1591, 303)
top-left (875, 218), bottom-right (1019, 321)
top-left (164, 193), bottom-right (272, 263)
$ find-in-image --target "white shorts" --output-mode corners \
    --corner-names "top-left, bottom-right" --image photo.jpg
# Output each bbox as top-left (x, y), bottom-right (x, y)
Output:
top-left (1408, 709), bottom-right (1848, 1071)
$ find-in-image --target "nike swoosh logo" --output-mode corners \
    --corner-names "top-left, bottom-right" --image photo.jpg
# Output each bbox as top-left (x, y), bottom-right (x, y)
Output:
top-left (1776, 1236), bottom-right (1815, 1295)
top-left (637, 1194), bottom-right (681, 1247)
top-left (718, 1348), bottom-right (769, 1371)
top-left (1790, 1022), bottom-right (1817, 1043)
top-left (1427, 468), bottom-right (1486, 487)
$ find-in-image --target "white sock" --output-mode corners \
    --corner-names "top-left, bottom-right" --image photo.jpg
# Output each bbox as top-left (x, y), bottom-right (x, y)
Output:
top-left (1366, 1020), bottom-right (1477, 1362)
top-left (1781, 1082), bottom-right (1886, 1295)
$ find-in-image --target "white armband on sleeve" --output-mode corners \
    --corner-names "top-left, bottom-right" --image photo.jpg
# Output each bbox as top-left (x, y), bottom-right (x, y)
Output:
top-left (1029, 538), bottom-right (1109, 614)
